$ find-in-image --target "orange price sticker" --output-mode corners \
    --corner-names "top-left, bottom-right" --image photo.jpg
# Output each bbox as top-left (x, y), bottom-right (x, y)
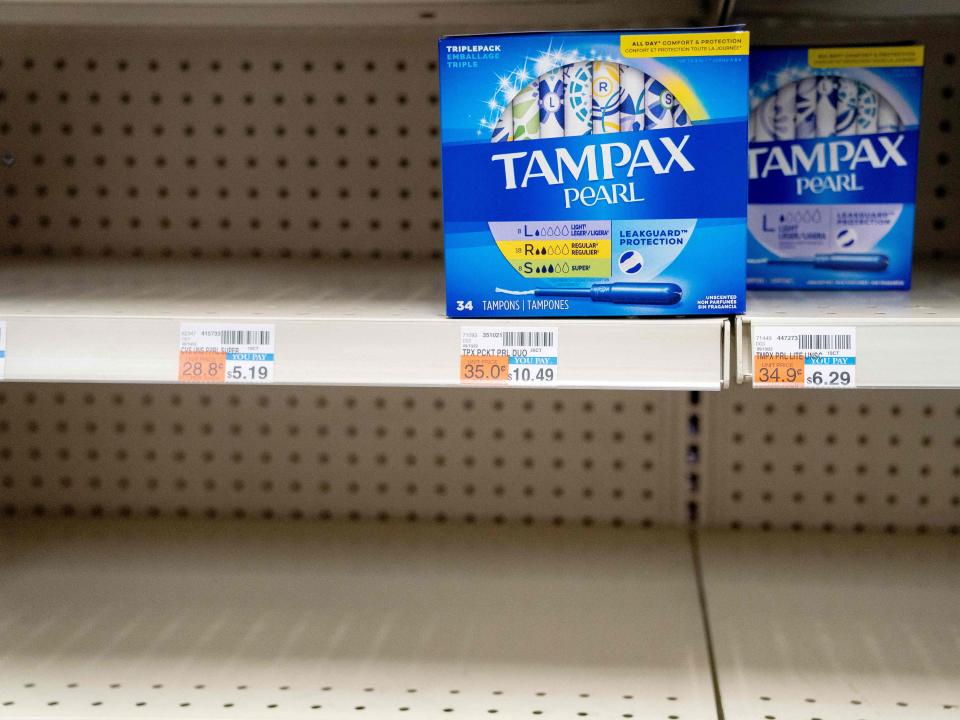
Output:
top-left (460, 354), bottom-right (509, 384)
top-left (459, 326), bottom-right (558, 386)
top-left (179, 351), bottom-right (227, 383)
top-left (754, 353), bottom-right (804, 387)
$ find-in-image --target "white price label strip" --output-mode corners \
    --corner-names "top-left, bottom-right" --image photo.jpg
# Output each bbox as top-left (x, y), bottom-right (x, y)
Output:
top-left (460, 326), bottom-right (559, 386)
top-left (0, 321), bottom-right (6, 380)
top-left (179, 323), bottom-right (275, 384)
top-left (753, 325), bottom-right (856, 388)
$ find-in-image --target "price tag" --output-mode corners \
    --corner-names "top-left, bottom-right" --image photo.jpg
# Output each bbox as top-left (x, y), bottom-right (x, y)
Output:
top-left (753, 325), bottom-right (856, 389)
top-left (0, 321), bottom-right (6, 380)
top-left (179, 323), bottom-right (275, 384)
top-left (460, 326), bottom-right (558, 386)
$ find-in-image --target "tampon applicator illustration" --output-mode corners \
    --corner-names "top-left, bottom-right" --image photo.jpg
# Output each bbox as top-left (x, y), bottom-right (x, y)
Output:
top-left (591, 61), bottom-right (621, 133)
top-left (538, 68), bottom-right (565, 138)
top-left (512, 83), bottom-right (540, 140)
top-left (748, 253), bottom-right (889, 272)
top-left (644, 76), bottom-right (675, 129)
top-left (815, 76), bottom-right (838, 137)
top-left (619, 65), bottom-right (646, 131)
top-left (795, 77), bottom-right (817, 139)
top-left (563, 62), bottom-right (593, 136)
top-left (856, 82), bottom-right (879, 135)
top-left (496, 282), bottom-right (682, 305)
top-left (835, 78), bottom-right (858, 136)
top-left (773, 83), bottom-right (796, 140)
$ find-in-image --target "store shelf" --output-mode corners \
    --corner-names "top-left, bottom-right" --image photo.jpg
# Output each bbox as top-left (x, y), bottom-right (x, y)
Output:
top-left (4, 520), bottom-right (958, 720)
top-left (700, 529), bottom-right (960, 720)
top-left (0, 258), bottom-right (729, 390)
top-left (0, 519), bottom-right (715, 720)
top-left (737, 261), bottom-right (960, 388)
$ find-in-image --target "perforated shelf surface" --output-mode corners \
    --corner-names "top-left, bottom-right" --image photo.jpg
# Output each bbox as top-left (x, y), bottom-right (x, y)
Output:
top-left (701, 529), bottom-right (960, 720)
top-left (0, 518), bottom-right (715, 720)
top-left (737, 260), bottom-right (960, 388)
top-left (0, 258), bottom-right (729, 389)
top-left (2, 519), bottom-right (959, 720)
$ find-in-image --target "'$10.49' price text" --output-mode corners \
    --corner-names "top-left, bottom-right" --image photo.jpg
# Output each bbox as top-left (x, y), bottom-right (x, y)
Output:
top-left (510, 365), bottom-right (555, 383)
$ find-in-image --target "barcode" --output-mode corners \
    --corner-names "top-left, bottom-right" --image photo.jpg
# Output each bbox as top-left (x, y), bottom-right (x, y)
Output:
top-left (502, 331), bottom-right (555, 347)
top-left (798, 334), bottom-right (851, 351)
top-left (220, 330), bottom-right (271, 346)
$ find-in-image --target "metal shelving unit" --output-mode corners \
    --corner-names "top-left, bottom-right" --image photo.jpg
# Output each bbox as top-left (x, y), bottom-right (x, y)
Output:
top-left (737, 258), bottom-right (960, 388)
top-left (701, 530), bottom-right (960, 719)
top-left (1, 520), bottom-right (957, 720)
top-left (0, 519), bottom-right (716, 719)
top-left (0, 2), bottom-right (958, 719)
top-left (0, 258), bottom-right (729, 389)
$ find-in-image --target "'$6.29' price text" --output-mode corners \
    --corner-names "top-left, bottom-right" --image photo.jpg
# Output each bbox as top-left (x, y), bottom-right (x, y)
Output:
top-left (806, 369), bottom-right (852, 387)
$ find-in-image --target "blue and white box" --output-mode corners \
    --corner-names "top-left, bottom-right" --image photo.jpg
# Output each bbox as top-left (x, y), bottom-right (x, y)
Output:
top-left (748, 45), bottom-right (924, 289)
top-left (439, 27), bottom-right (749, 317)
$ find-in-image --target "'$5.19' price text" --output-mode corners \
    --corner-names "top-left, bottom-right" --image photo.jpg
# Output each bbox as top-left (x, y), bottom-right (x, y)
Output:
top-left (227, 364), bottom-right (270, 381)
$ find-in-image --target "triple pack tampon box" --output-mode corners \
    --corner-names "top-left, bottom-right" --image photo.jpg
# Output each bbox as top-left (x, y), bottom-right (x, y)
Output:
top-left (748, 45), bottom-right (924, 289)
top-left (439, 27), bottom-right (749, 317)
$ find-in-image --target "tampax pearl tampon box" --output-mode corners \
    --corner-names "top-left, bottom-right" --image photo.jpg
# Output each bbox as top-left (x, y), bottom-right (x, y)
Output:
top-left (439, 27), bottom-right (749, 317)
top-left (748, 45), bottom-right (924, 289)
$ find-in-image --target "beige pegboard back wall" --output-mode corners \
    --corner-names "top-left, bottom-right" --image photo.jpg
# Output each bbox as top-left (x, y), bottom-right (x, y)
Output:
top-left (701, 384), bottom-right (960, 533)
top-left (0, 384), bottom-right (692, 527)
top-left (0, 27), bottom-right (445, 260)
top-left (0, 14), bottom-right (957, 259)
top-left (4, 381), bottom-right (958, 534)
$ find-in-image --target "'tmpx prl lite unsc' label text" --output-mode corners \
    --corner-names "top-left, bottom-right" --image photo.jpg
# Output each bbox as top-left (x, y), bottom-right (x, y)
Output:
top-left (752, 325), bottom-right (856, 388)
top-left (440, 26), bottom-right (748, 318)
top-left (179, 323), bottom-right (276, 384)
top-left (747, 45), bottom-right (923, 290)
top-left (460, 326), bottom-right (558, 385)
top-left (0, 321), bottom-right (6, 380)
